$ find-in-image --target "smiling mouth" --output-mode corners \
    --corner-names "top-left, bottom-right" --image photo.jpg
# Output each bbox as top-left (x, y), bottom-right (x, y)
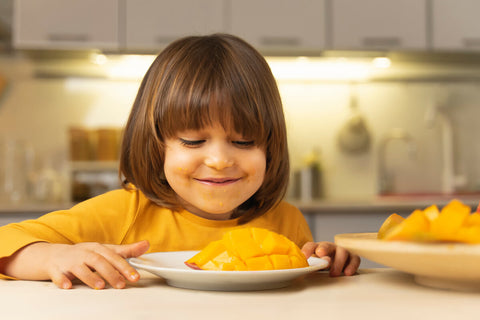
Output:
top-left (195, 178), bottom-right (240, 185)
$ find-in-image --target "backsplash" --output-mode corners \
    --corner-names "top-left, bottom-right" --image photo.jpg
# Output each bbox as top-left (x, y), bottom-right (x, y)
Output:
top-left (1, 54), bottom-right (480, 203)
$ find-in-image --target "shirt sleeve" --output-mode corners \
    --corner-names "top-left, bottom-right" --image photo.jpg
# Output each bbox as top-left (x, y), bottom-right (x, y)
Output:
top-left (0, 189), bottom-right (140, 261)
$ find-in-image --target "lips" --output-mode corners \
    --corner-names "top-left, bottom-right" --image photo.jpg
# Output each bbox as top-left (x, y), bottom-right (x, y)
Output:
top-left (195, 177), bottom-right (240, 185)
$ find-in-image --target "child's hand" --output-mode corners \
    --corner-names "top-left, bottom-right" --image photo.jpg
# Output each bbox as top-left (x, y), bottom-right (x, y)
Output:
top-left (1, 240), bottom-right (149, 289)
top-left (301, 241), bottom-right (360, 277)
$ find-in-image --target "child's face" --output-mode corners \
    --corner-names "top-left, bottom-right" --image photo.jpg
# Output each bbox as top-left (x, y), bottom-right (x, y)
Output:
top-left (163, 125), bottom-right (266, 220)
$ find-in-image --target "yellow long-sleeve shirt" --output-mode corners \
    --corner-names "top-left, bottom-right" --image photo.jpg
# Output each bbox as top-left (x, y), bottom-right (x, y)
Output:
top-left (0, 189), bottom-right (313, 279)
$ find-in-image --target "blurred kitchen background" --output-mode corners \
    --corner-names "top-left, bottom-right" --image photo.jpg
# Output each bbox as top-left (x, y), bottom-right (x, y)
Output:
top-left (1, 0), bottom-right (480, 255)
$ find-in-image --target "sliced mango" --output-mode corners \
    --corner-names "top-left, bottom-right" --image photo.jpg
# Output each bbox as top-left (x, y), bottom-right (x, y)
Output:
top-left (377, 213), bottom-right (405, 239)
top-left (185, 227), bottom-right (308, 271)
top-left (430, 199), bottom-right (472, 241)
top-left (379, 199), bottom-right (480, 244)
top-left (423, 204), bottom-right (440, 222)
top-left (382, 209), bottom-right (432, 241)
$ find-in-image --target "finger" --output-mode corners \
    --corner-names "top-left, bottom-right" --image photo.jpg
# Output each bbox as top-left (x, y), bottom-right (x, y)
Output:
top-left (70, 263), bottom-right (106, 290)
top-left (329, 246), bottom-right (349, 277)
top-left (103, 241), bottom-right (150, 283)
top-left (82, 249), bottom-right (133, 289)
top-left (50, 270), bottom-right (73, 290)
top-left (301, 242), bottom-right (317, 258)
top-left (343, 254), bottom-right (361, 276)
top-left (314, 242), bottom-right (337, 258)
top-left (112, 240), bottom-right (150, 259)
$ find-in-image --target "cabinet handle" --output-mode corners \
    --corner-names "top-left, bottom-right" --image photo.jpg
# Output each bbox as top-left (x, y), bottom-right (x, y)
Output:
top-left (48, 33), bottom-right (89, 42)
top-left (462, 38), bottom-right (480, 49)
top-left (260, 36), bottom-right (300, 46)
top-left (362, 37), bottom-right (401, 48)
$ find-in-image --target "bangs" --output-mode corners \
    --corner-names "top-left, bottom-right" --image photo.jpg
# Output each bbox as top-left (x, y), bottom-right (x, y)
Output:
top-left (154, 45), bottom-right (269, 146)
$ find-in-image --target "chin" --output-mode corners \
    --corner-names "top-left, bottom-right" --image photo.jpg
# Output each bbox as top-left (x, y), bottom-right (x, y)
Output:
top-left (204, 207), bottom-right (236, 215)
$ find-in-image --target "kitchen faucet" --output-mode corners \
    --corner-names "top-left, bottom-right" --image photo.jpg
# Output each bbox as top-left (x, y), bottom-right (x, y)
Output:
top-left (425, 102), bottom-right (464, 194)
top-left (377, 128), bottom-right (416, 195)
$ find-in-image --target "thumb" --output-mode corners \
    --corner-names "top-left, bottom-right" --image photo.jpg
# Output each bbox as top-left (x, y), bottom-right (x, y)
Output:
top-left (110, 240), bottom-right (150, 259)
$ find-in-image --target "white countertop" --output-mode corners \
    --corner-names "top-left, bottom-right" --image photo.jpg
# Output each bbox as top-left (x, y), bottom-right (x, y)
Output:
top-left (1, 269), bottom-right (479, 320)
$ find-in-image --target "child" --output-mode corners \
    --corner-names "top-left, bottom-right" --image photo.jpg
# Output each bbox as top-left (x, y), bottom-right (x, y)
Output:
top-left (0, 34), bottom-right (360, 290)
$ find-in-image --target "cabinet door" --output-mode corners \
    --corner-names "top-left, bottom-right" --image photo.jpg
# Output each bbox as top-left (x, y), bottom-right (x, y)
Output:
top-left (13, 0), bottom-right (119, 50)
top-left (125, 0), bottom-right (226, 52)
top-left (432, 0), bottom-right (480, 51)
top-left (229, 0), bottom-right (327, 52)
top-left (331, 0), bottom-right (427, 50)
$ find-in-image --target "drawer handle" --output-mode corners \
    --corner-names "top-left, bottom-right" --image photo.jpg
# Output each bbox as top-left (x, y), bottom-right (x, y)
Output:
top-left (260, 36), bottom-right (300, 46)
top-left (362, 37), bottom-right (401, 48)
top-left (48, 34), bottom-right (89, 42)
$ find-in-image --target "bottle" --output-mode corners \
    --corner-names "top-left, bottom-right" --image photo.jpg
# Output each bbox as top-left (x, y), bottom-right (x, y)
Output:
top-left (300, 148), bottom-right (323, 202)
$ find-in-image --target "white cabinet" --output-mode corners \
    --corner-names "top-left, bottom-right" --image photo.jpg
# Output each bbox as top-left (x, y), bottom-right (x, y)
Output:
top-left (431, 0), bottom-right (480, 51)
top-left (229, 0), bottom-right (327, 52)
top-left (13, 0), bottom-right (119, 50)
top-left (124, 0), bottom-right (226, 52)
top-left (331, 0), bottom-right (427, 50)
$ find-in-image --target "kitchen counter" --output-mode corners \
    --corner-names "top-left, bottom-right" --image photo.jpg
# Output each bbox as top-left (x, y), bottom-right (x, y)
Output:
top-left (2, 193), bottom-right (479, 215)
top-left (1, 269), bottom-right (478, 319)
top-left (291, 193), bottom-right (480, 213)
top-left (0, 202), bottom-right (72, 214)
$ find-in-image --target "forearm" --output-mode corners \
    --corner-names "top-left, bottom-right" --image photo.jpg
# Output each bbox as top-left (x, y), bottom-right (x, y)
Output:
top-left (0, 242), bottom-right (52, 280)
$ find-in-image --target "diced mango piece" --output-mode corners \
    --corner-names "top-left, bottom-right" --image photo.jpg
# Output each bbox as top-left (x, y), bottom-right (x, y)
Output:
top-left (251, 227), bottom-right (269, 245)
top-left (245, 256), bottom-right (273, 270)
top-left (224, 228), bottom-right (264, 260)
top-left (185, 227), bottom-right (308, 271)
top-left (261, 232), bottom-right (291, 255)
top-left (289, 256), bottom-right (304, 268)
top-left (270, 254), bottom-right (291, 269)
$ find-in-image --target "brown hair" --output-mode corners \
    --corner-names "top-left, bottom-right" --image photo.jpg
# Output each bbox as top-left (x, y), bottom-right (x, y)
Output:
top-left (120, 34), bottom-right (289, 223)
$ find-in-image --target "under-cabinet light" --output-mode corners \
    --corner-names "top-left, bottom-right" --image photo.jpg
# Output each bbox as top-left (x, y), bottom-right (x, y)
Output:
top-left (267, 56), bottom-right (373, 81)
top-left (372, 57), bottom-right (391, 69)
top-left (105, 55), bottom-right (156, 79)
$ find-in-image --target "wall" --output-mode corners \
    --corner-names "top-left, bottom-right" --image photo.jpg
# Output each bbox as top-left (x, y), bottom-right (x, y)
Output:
top-left (282, 80), bottom-right (480, 198)
top-left (1, 54), bottom-right (480, 203)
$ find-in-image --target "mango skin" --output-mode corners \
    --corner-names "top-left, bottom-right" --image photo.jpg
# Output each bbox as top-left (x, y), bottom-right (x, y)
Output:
top-left (378, 199), bottom-right (480, 243)
top-left (185, 228), bottom-right (309, 271)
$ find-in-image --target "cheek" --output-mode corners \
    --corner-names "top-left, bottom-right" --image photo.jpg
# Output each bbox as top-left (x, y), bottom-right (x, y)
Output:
top-left (164, 148), bottom-right (189, 182)
top-left (248, 152), bottom-right (267, 183)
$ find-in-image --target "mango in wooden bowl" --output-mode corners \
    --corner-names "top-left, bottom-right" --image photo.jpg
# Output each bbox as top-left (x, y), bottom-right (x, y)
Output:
top-left (185, 227), bottom-right (308, 271)
top-left (378, 199), bottom-right (480, 243)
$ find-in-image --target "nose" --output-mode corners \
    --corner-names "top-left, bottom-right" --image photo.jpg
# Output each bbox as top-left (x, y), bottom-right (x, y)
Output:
top-left (204, 143), bottom-right (234, 170)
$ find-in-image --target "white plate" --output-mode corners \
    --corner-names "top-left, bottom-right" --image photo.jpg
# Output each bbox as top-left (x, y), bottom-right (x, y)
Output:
top-left (129, 251), bottom-right (328, 291)
top-left (335, 232), bottom-right (480, 291)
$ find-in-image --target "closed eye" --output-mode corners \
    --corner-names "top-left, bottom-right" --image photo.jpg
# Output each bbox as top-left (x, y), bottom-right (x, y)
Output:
top-left (233, 140), bottom-right (255, 148)
top-left (179, 138), bottom-right (205, 147)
